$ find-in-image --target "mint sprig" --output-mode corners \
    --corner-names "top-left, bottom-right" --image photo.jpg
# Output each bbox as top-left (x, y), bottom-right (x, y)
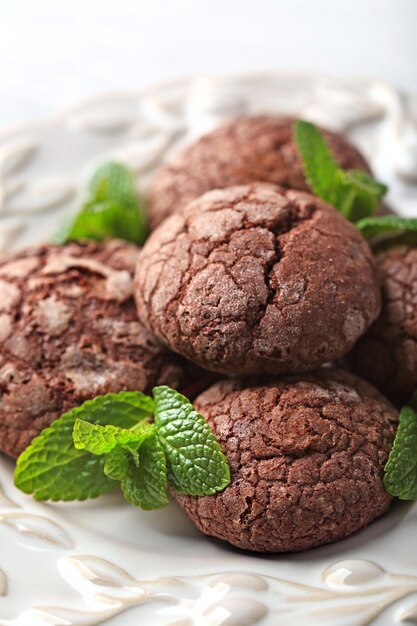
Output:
top-left (357, 215), bottom-right (417, 241)
top-left (54, 162), bottom-right (148, 245)
top-left (13, 392), bottom-right (152, 501)
top-left (14, 386), bottom-right (231, 510)
top-left (294, 120), bottom-right (387, 222)
top-left (384, 392), bottom-right (417, 500)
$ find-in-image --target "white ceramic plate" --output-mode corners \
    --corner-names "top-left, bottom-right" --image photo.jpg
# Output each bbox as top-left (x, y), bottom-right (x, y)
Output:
top-left (1, 74), bottom-right (417, 626)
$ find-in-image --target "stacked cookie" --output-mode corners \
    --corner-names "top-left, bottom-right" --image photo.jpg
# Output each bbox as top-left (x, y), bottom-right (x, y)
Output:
top-left (0, 116), bottom-right (403, 552)
top-left (133, 116), bottom-right (399, 552)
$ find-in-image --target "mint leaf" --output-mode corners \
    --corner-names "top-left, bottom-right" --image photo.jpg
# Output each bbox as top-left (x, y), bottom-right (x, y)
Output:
top-left (53, 162), bottom-right (148, 245)
top-left (14, 392), bottom-right (153, 501)
top-left (104, 446), bottom-right (131, 481)
top-left (293, 120), bottom-right (340, 206)
top-left (73, 420), bottom-right (128, 455)
top-left (89, 162), bottom-right (136, 205)
top-left (339, 170), bottom-right (387, 222)
top-left (54, 201), bottom-right (141, 244)
top-left (73, 419), bottom-right (154, 455)
top-left (357, 215), bottom-right (417, 240)
top-left (153, 386), bottom-right (231, 496)
top-left (121, 434), bottom-right (169, 510)
top-left (343, 170), bottom-right (387, 206)
top-left (294, 120), bottom-right (387, 222)
top-left (384, 397), bottom-right (417, 500)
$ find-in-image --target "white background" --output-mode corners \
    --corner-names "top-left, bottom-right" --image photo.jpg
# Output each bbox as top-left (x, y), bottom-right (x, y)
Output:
top-left (0, 0), bottom-right (415, 130)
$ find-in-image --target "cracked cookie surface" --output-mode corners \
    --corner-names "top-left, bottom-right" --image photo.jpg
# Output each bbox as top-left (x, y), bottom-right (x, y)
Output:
top-left (135, 184), bottom-right (381, 375)
top-left (0, 240), bottom-right (186, 459)
top-left (346, 244), bottom-right (417, 405)
top-left (174, 368), bottom-right (398, 552)
top-left (148, 115), bottom-right (371, 228)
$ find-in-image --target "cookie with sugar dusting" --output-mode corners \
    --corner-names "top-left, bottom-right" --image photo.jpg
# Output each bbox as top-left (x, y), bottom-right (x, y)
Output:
top-left (0, 239), bottom-right (186, 459)
top-left (174, 369), bottom-right (398, 552)
top-left (148, 115), bottom-right (371, 229)
top-left (135, 184), bottom-right (381, 375)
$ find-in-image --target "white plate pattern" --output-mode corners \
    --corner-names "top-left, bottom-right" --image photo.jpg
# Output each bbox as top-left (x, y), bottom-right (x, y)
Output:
top-left (0, 74), bottom-right (417, 626)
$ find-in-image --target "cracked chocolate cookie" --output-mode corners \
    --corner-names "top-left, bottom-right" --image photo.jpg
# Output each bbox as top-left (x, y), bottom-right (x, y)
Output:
top-left (0, 240), bottom-right (186, 459)
top-left (134, 184), bottom-right (381, 375)
top-left (346, 244), bottom-right (417, 405)
top-left (174, 368), bottom-right (398, 552)
top-left (148, 115), bottom-right (370, 228)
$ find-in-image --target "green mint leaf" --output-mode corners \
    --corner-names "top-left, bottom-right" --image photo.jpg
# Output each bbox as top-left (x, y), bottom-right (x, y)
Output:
top-left (153, 386), bottom-right (231, 496)
top-left (356, 215), bottom-right (417, 240)
top-left (14, 392), bottom-right (154, 501)
top-left (294, 120), bottom-right (387, 222)
top-left (121, 434), bottom-right (169, 510)
top-left (104, 446), bottom-right (131, 481)
top-left (53, 162), bottom-right (148, 245)
top-left (384, 398), bottom-right (417, 500)
top-left (53, 201), bottom-right (141, 245)
top-left (73, 419), bottom-right (154, 455)
top-left (293, 120), bottom-right (341, 206)
top-left (73, 419), bottom-right (125, 455)
top-left (89, 162), bottom-right (137, 205)
top-left (15, 385), bottom-right (231, 509)
top-left (339, 170), bottom-right (388, 222)
top-left (343, 170), bottom-right (387, 205)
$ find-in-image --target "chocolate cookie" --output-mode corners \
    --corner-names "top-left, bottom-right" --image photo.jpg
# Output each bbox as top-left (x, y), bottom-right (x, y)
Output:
top-left (174, 369), bottom-right (398, 552)
top-left (0, 240), bottom-right (185, 459)
top-left (346, 244), bottom-right (417, 405)
top-left (148, 115), bottom-right (370, 228)
top-left (135, 184), bottom-right (381, 375)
